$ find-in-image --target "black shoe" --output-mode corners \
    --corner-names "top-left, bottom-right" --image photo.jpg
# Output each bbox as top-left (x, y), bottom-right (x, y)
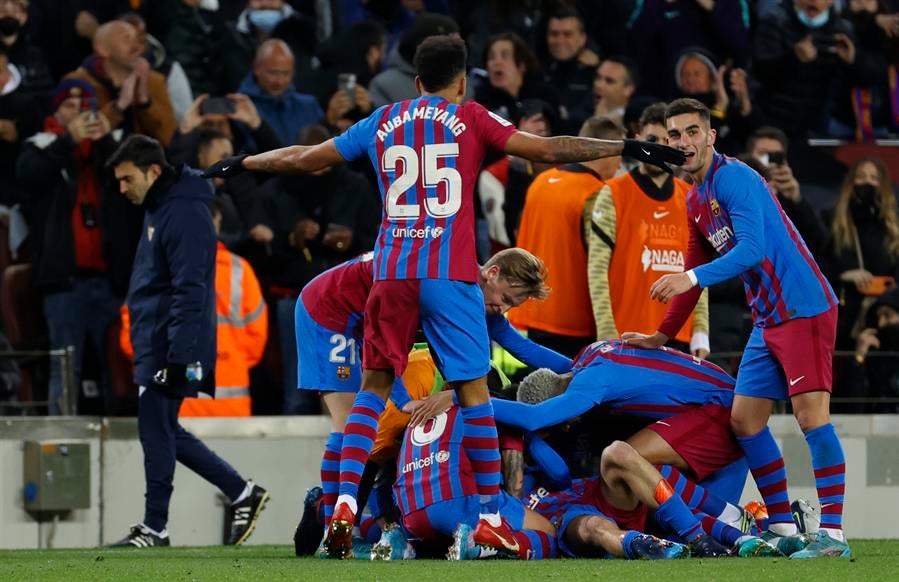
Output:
top-left (109, 524), bottom-right (171, 548)
top-left (688, 533), bottom-right (731, 558)
top-left (294, 486), bottom-right (324, 556)
top-left (226, 481), bottom-right (270, 545)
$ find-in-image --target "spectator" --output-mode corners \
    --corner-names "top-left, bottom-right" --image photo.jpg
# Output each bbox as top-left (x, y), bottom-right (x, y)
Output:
top-left (107, 134), bottom-right (267, 548)
top-left (163, 0), bottom-right (221, 99)
top-left (221, 0), bottom-right (297, 91)
top-left (824, 156), bottom-right (899, 350)
top-left (0, 43), bottom-right (37, 207)
top-left (587, 103), bottom-right (709, 356)
top-left (753, 0), bottom-right (865, 137)
top-left (121, 12), bottom-right (193, 124)
top-left (369, 12), bottom-right (459, 108)
top-left (627, 0), bottom-right (750, 99)
top-left (16, 78), bottom-right (142, 415)
top-left (195, 130), bottom-right (244, 246)
top-left (473, 31), bottom-right (559, 124)
top-left (0, 0), bottom-right (52, 106)
top-left (509, 116), bottom-right (625, 358)
top-left (65, 20), bottom-right (177, 146)
top-left (852, 288), bottom-right (899, 412)
top-left (745, 126), bottom-right (827, 256)
top-left (673, 47), bottom-right (760, 155)
top-left (540, 6), bottom-right (599, 134)
top-left (0, 329), bottom-right (22, 415)
top-left (592, 56), bottom-right (637, 127)
top-left (266, 124), bottom-right (376, 414)
top-left (239, 39), bottom-right (323, 146)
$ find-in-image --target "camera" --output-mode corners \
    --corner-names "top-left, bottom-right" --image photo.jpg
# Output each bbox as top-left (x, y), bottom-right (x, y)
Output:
top-left (201, 96), bottom-right (235, 116)
top-left (337, 73), bottom-right (356, 96)
top-left (768, 151), bottom-right (785, 166)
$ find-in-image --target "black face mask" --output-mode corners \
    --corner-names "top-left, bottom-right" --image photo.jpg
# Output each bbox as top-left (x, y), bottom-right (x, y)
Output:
top-left (877, 323), bottom-right (899, 351)
top-left (851, 184), bottom-right (879, 222)
top-left (0, 16), bottom-right (20, 37)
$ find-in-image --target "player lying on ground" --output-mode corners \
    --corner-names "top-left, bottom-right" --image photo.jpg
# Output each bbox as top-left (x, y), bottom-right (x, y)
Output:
top-left (204, 34), bottom-right (685, 559)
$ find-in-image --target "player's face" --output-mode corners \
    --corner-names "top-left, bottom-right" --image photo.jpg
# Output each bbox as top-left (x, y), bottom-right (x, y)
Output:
top-left (666, 112), bottom-right (715, 176)
top-left (114, 161), bottom-right (160, 205)
top-left (637, 122), bottom-right (668, 177)
top-left (481, 267), bottom-right (531, 316)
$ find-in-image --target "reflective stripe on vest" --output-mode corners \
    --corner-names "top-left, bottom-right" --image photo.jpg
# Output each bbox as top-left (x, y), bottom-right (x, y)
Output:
top-left (217, 254), bottom-right (265, 327)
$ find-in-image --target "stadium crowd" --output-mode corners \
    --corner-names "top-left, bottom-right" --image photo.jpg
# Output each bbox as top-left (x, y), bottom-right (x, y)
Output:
top-left (0, 0), bottom-right (896, 422)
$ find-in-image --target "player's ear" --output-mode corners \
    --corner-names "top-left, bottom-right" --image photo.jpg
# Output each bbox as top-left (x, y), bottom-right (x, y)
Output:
top-left (414, 76), bottom-right (424, 96)
top-left (707, 127), bottom-right (717, 147)
top-left (457, 75), bottom-right (467, 101)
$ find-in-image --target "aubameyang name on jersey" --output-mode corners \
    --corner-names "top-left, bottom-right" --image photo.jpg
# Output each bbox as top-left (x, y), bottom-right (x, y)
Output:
top-left (707, 225), bottom-right (734, 251)
top-left (376, 106), bottom-right (467, 141)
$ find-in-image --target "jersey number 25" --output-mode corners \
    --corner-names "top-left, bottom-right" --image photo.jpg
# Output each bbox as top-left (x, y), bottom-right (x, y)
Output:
top-left (383, 144), bottom-right (461, 220)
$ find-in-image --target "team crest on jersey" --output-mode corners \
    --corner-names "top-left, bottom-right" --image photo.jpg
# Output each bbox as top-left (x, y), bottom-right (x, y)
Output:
top-left (336, 366), bottom-right (351, 380)
top-left (710, 199), bottom-right (720, 216)
top-left (147, 225), bottom-right (155, 241)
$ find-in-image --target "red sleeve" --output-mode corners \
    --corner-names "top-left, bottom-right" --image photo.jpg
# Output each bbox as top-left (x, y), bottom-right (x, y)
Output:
top-left (467, 101), bottom-right (517, 151)
top-left (658, 219), bottom-right (716, 339)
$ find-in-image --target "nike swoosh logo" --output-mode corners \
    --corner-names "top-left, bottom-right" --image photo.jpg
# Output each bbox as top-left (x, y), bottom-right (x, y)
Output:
top-left (653, 211), bottom-right (670, 219)
top-left (656, 421), bottom-right (671, 427)
top-left (789, 375), bottom-right (806, 386)
top-left (694, 215), bottom-right (702, 222)
top-left (221, 166), bottom-right (230, 172)
top-left (548, 177), bottom-right (562, 183)
top-left (642, 148), bottom-right (651, 156)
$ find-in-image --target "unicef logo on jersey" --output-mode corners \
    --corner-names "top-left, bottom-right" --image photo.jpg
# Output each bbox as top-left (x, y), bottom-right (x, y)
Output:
top-left (392, 225), bottom-right (445, 239)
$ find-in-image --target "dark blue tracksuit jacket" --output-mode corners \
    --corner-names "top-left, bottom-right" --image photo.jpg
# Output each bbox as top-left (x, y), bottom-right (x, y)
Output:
top-left (127, 165), bottom-right (216, 397)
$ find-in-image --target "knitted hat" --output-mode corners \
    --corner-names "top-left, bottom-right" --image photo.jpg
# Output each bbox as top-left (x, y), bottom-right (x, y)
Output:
top-left (52, 79), bottom-right (96, 111)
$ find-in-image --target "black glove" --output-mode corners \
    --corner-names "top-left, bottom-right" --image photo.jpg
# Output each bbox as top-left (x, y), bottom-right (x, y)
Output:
top-left (202, 154), bottom-right (249, 179)
top-left (622, 139), bottom-right (686, 173)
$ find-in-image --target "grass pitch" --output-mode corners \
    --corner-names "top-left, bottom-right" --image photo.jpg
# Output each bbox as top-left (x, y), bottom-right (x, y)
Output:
top-left (1, 540), bottom-right (896, 581)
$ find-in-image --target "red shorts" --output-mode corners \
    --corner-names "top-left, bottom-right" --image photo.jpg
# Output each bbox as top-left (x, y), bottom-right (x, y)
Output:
top-left (647, 404), bottom-right (743, 482)
top-left (362, 280), bottom-right (421, 377)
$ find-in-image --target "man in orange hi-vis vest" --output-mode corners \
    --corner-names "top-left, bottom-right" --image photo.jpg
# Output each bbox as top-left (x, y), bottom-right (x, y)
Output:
top-left (510, 117), bottom-right (625, 357)
top-left (587, 103), bottom-right (709, 356)
top-left (121, 199), bottom-right (268, 416)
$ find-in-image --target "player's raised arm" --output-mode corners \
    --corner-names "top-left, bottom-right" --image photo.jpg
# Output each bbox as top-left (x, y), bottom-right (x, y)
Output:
top-left (503, 130), bottom-right (685, 171)
top-left (202, 140), bottom-right (346, 178)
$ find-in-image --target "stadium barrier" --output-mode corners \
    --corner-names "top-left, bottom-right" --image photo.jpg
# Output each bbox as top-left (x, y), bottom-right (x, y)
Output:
top-left (1, 413), bottom-right (898, 549)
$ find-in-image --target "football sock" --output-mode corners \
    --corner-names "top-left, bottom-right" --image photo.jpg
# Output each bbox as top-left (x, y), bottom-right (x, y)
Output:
top-left (805, 423), bottom-right (845, 540)
top-left (460, 401), bottom-right (501, 516)
top-left (654, 480), bottom-right (704, 542)
top-left (737, 427), bottom-right (796, 534)
top-left (321, 432), bottom-right (343, 525)
top-left (336, 391), bottom-right (386, 507)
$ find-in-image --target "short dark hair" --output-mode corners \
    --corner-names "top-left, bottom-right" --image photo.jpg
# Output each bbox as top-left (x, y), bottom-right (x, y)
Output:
top-left (579, 116), bottom-right (626, 140)
top-left (603, 55), bottom-right (640, 89)
top-left (414, 35), bottom-right (468, 92)
top-left (107, 134), bottom-right (168, 171)
top-left (639, 102), bottom-right (668, 131)
top-left (350, 20), bottom-right (387, 53)
top-left (665, 98), bottom-right (711, 128)
top-left (297, 123), bottom-right (331, 146)
top-left (484, 32), bottom-right (539, 75)
top-left (747, 126), bottom-right (789, 154)
top-left (548, 6), bottom-right (585, 32)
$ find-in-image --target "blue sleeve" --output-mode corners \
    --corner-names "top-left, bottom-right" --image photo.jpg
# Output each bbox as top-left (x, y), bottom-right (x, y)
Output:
top-left (388, 377), bottom-right (411, 409)
top-left (162, 197), bottom-right (216, 364)
top-left (332, 106), bottom-right (386, 161)
top-left (525, 432), bottom-right (571, 490)
top-left (487, 315), bottom-right (572, 373)
top-left (694, 165), bottom-right (766, 288)
top-left (491, 393), bottom-right (595, 432)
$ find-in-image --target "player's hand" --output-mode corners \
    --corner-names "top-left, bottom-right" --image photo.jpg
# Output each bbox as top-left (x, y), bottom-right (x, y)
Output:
top-left (203, 154), bottom-right (249, 178)
top-left (408, 391), bottom-right (454, 427)
top-left (620, 331), bottom-right (668, 349)
top-left (622, 139), bottom-right (686, 173)
top-left (650, 272), bottom-right (695, 303)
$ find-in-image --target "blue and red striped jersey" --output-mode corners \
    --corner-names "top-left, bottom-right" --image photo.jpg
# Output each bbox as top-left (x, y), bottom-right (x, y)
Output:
top-left (299, 252), bottom-right (373, 338)
top-left (394, 405), bottom-right (476, 515)
top-left (661, 153), bottom-right (836, 337)
top-left (333, 96), bottom-right (517, 282)
top-left (492, 340), bottom-right (735, 431)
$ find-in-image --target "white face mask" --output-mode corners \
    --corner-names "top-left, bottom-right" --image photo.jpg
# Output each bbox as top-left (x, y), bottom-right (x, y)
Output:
top-left (797, 6), bottom-right (831, 28)
top-left (757, 153), bottom-right (771, 168)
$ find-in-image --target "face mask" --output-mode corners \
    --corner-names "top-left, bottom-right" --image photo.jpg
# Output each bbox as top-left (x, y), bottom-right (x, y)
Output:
top-left (0, 16), bottom-right (20, 37)
top-left (854, 183), bottom-right (878, 205)
top-left (797, 8), bottom-right (830, 29)
top-left (248, 9), bottom-right (283, 33)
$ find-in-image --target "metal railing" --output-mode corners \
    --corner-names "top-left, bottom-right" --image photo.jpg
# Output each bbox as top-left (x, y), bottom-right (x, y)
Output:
top-left (0, 346), bottom-right (76, 415)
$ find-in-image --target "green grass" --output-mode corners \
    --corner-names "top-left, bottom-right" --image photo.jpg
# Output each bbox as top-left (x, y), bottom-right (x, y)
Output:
top-left (0, 541), bottom-right (896, 581)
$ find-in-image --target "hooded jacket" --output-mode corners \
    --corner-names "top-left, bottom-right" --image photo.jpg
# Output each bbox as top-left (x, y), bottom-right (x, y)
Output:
top-left (127, 165), bottom-right (217, 397)
top-left (238, 73), bottom-right (323, 146)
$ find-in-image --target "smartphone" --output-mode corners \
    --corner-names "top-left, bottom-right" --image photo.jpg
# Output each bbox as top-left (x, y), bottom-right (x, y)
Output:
top-left (202, 96), bottom-right (235, 115)
top-left (337, 73), bottom-right (356, 95)
top-left (860, 276), bottom-right (896, 297)
top-left (768, 151), bottom-right (785, 165)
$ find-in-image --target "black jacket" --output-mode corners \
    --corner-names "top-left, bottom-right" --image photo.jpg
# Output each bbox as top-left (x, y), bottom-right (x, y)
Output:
top-left (127, 165), bottom-right (217, 397)
top-left (16, 130), bottom-right (143, 296)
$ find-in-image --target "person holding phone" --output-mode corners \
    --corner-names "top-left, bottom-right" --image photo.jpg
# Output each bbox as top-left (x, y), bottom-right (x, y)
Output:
top-left (823, 156), bottom-right (899, 351)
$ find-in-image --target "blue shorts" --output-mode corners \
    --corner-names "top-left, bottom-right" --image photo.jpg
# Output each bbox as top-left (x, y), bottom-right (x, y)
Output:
top-left (295, 300), bottom-right (362, 392)
top-left (403, 492), bottom-right (525, 541)
top-left (364, 279), bottom-right (491, 382)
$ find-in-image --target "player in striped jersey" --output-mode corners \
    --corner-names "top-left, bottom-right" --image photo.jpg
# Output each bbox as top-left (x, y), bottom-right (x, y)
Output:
top-left (204, 35), bottom-right (684, 558)
top-left (623, 99), bottom-right (848, 558)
